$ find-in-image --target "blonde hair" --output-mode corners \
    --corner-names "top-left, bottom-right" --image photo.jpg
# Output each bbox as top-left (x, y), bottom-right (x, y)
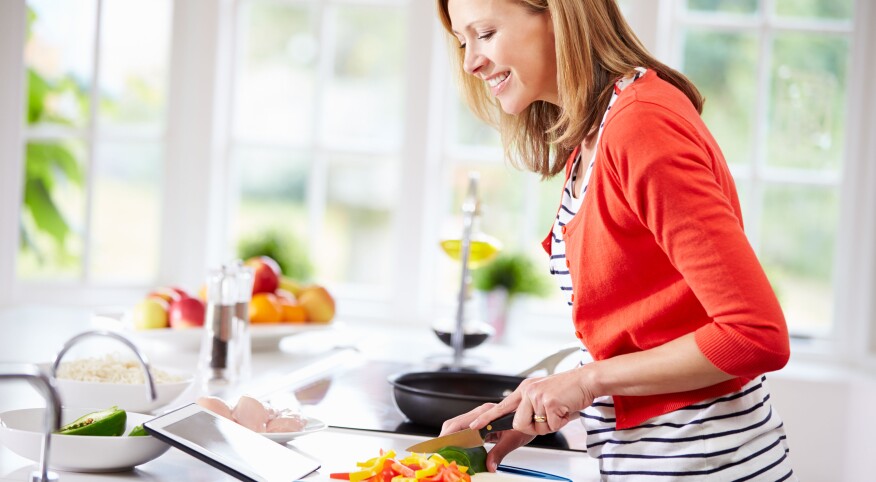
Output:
top-left (436, 0), bottom-right (704, 178)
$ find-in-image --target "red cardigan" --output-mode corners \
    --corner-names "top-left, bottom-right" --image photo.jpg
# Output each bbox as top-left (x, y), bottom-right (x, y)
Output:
top-left (542, 70), bottom-right (790, 429)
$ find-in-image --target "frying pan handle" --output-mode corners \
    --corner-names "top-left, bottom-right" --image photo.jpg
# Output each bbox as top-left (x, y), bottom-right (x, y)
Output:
top-left (479, 412), bottom-right (516, 437)
top-left (515, 346), bottom-right (581, 378)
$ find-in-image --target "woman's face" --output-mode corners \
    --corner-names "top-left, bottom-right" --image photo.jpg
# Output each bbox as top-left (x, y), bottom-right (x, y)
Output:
top-left (447, 0), bottom-right (558, 115)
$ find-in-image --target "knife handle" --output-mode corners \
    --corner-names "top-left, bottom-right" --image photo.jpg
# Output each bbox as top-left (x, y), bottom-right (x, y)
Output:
top-left (478, 412), bottom-right (516, 438)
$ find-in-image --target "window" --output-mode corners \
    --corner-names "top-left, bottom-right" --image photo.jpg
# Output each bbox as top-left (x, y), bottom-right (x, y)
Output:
top-left (18, 0), bottom-right (171, 285)
top-left (230, 0), bottom-right (407, 297)
top-left (669, 0), bottom-right (854, 337)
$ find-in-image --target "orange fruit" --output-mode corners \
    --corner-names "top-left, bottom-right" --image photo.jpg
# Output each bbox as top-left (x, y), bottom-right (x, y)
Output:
top-left (279, 298), bottom-right (307, 323)
top-left (249, 293), bottom-right (282, 324)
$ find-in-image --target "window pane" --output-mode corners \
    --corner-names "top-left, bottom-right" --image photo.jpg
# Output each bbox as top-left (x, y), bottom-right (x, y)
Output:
top-left (760, 184), bottom-right (837, 335)
top-left (235, 1), bottom-right (317, 145)
top-left (90, 142), bottom-right (162, 282)
top-left (233, 146), bottom-right (310, 246)
top-left (322, 155), bottom-right (399, 286)
top-left (774, 0), bottom-right (853, 20)
top-left (453, 97), bottom-right (501, 149)
top-left (99, 0), bottom-right (171, 137)
top-left (18, 140), bottom-right (87, 280)
top-left (768, 33), bottom-right (849, 170)
top-left (686, 0), bottom-right (757, 14)
top-left (682, 29), bottom-right (758, 167)
top-left (25, 0), bottom-right (96, 130)
top-left (321, 5), bottom-right (406, 148)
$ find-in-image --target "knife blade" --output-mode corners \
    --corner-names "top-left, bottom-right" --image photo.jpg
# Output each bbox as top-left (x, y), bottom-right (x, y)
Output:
top-left (405, 412), bottom-right (516, 453)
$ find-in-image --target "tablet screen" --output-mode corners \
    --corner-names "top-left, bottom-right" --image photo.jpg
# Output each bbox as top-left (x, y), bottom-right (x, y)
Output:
top-left (146, 405), bottom-right (320, 482)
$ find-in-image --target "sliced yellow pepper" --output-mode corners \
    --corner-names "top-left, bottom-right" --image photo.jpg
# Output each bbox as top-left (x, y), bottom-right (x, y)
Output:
top-left (349, 450), bottom-right (396, 482)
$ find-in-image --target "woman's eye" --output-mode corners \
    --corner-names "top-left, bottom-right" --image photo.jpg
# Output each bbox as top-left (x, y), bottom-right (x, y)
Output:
top-left (477, 31), bottom-right (495, 40)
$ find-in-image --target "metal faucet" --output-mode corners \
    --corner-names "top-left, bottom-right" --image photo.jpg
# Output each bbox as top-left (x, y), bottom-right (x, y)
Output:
top-left (0, 363), bottom-right (62, 482)
top-left (50, 330), bottom-right (157, 404)
top-left (451, 173), bottom-right (480, 368)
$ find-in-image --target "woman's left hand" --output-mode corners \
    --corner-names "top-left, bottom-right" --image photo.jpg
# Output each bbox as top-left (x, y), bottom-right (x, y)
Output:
top-left (470, 366), bottom-right (597, 435)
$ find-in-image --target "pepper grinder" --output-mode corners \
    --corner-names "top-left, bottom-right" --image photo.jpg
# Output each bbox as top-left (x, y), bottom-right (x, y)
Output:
top-left (200, 266), bottom-right (238, 391)
top-left (232, 261), bottom-right (254, 384)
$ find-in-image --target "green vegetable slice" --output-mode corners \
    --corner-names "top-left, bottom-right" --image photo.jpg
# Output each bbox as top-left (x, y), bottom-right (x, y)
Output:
top-left (127, 424), bottom-right (148, 437)
top-left (436, 446), bottom-right (488, 474)
top-left (56, 406), bottom-right (127, 436)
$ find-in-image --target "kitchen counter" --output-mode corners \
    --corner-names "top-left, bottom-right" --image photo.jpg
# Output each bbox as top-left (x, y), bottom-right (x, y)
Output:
top-left (0, 306), bottom-right (599, 481)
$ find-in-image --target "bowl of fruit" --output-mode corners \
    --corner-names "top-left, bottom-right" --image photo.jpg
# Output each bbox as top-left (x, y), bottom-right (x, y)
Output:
top-left (96, 257), bottom-right (338, 352)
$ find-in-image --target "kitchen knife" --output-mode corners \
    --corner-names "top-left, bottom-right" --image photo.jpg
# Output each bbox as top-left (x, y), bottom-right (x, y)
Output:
top-left (405, 412), bottom-right (516, 453)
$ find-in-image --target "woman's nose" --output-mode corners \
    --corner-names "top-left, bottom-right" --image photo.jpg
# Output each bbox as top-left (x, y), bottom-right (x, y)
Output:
top-left (463, 49), bottom-right (486, 75)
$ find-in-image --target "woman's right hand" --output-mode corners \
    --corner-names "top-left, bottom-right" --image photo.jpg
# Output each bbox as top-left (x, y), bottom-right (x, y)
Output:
top-left (440, 403), bottom-right (536, 472)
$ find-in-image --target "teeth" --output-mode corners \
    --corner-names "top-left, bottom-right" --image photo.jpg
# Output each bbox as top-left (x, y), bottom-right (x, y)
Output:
top-left (487, 72), bottom-right (509, 88)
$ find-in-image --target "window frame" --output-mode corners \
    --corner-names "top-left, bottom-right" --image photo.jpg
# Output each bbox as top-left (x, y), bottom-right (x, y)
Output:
top-left (1, 0), bottom-right (874, 368)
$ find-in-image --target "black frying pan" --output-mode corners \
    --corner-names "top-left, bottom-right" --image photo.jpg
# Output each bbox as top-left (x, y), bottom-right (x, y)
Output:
top-left (388, 371), bottom-right (524, 428)
top-left (387, 347), bottom-right (581, 428)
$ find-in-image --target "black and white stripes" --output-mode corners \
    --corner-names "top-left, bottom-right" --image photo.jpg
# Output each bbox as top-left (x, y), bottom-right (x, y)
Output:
top-left (581, 376), bottom-right (795, 481)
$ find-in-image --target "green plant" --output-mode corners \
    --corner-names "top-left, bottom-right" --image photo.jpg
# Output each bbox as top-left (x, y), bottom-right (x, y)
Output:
top-left (19, 7), bottom-right (87, 266)
top-left (237, 229), bottom-right (314, 281)
top-left (472, 251), bottom-right (551, 298)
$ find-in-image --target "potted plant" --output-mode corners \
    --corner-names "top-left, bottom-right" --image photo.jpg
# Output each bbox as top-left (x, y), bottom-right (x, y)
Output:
top-left (472, 251), bottom-right (551, 341)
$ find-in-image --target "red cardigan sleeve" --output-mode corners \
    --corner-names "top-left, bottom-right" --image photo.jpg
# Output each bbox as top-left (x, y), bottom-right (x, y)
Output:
top-left (602, 98), bottom-right (790, 378)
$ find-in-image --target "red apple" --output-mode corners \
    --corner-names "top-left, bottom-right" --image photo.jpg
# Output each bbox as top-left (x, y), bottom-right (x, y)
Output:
top-left (148, 286), bottom-right (190, 304)
top-left (169, 297), bottom-right (206, 328)
top-left (245, 256), bottom-right (281, 295)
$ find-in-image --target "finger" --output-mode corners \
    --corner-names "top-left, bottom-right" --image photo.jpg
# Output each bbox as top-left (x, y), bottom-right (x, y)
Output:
top-left (470, 391), bottom-right (522, 429)
top-left (441, 403), bottom-right (495, 435)
top-left (512, 394), bottom-right (537, 435)
top-left (486, 432), bottom-right (535, 472)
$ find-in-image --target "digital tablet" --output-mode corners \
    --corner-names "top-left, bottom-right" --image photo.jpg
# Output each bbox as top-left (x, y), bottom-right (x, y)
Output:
top-left (144, 403), bottom-right (321, 482)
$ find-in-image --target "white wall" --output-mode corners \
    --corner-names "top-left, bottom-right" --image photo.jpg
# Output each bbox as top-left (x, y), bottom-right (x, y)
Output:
top-left (769, 361), bottom-right (876, 481)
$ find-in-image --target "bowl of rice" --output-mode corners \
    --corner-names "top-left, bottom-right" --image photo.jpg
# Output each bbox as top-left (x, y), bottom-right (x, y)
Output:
top-left (53, 354), bottom-right (193, 413)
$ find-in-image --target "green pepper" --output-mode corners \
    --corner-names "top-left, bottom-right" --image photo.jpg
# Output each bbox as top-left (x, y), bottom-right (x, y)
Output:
top-left (56, 406), bottom-right (127, 436)
top-left (435, 446), bottom-right (488, 474)
top-left (127, 424), bottom-right (148, 437)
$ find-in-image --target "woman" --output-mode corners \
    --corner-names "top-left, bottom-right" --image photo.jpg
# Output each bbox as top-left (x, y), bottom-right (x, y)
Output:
top-left (436, 0), bottom-right (795, 480)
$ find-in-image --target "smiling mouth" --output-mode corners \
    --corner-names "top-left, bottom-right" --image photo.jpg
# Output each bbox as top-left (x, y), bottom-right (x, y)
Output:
top-left (486, 72), bottom-right (510, 95)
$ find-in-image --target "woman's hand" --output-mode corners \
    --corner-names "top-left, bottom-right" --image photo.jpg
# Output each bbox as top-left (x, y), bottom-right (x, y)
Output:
top-left (439, 367), bottom-right (597, 471)
top-left (471, 367), bottom-right (596, 436)
top-left (440, 403), bottom-right (535, 472)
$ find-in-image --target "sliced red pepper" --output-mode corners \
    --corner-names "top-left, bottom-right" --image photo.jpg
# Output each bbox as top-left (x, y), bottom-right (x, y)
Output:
top-left (330, 474), bottom-right (351, 480)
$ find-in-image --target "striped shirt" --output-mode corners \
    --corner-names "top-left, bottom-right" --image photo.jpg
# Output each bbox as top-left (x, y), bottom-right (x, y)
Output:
top-left (549, 69), bottom-right (796, 480)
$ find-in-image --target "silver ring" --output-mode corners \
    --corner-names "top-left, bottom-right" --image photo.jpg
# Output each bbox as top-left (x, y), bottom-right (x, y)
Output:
top-left (533, 414), bottom-right (547, 423)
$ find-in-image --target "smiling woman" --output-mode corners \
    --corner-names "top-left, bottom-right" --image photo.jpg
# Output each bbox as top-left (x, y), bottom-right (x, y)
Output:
top-left (435, 0), bottom-right (797, 479)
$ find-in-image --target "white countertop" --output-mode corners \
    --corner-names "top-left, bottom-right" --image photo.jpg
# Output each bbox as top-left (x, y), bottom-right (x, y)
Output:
top-left (0, 306), bottom-right (599, 482)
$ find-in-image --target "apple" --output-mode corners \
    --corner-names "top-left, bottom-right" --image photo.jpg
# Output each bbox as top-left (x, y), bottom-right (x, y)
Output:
top-left (297, 285), bottom-right (335, 323)
top-left (169, 297), bottom-right (206, 329)
top-left (148, 286), bottom-right (190, 304)
top-left (245, 256), bottom-right (281, 295)
top-left (278, 276), bottom-right (303, 297)
top-left (132, 297), bottom-right (169, 330)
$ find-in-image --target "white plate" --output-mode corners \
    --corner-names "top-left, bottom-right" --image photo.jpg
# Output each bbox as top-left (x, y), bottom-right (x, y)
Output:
top-left (93, 314), bottom-right (333, 352)
top-left (261, 416), bottom-right (328, 443)
top-left (0, 408), bottom-right (170, 472)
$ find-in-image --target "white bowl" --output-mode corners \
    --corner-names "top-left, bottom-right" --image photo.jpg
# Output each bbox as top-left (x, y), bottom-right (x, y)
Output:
top-left (0, 408), bottom-right (170, 472)
top-left (54, 371), bottom-right (193, 413)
